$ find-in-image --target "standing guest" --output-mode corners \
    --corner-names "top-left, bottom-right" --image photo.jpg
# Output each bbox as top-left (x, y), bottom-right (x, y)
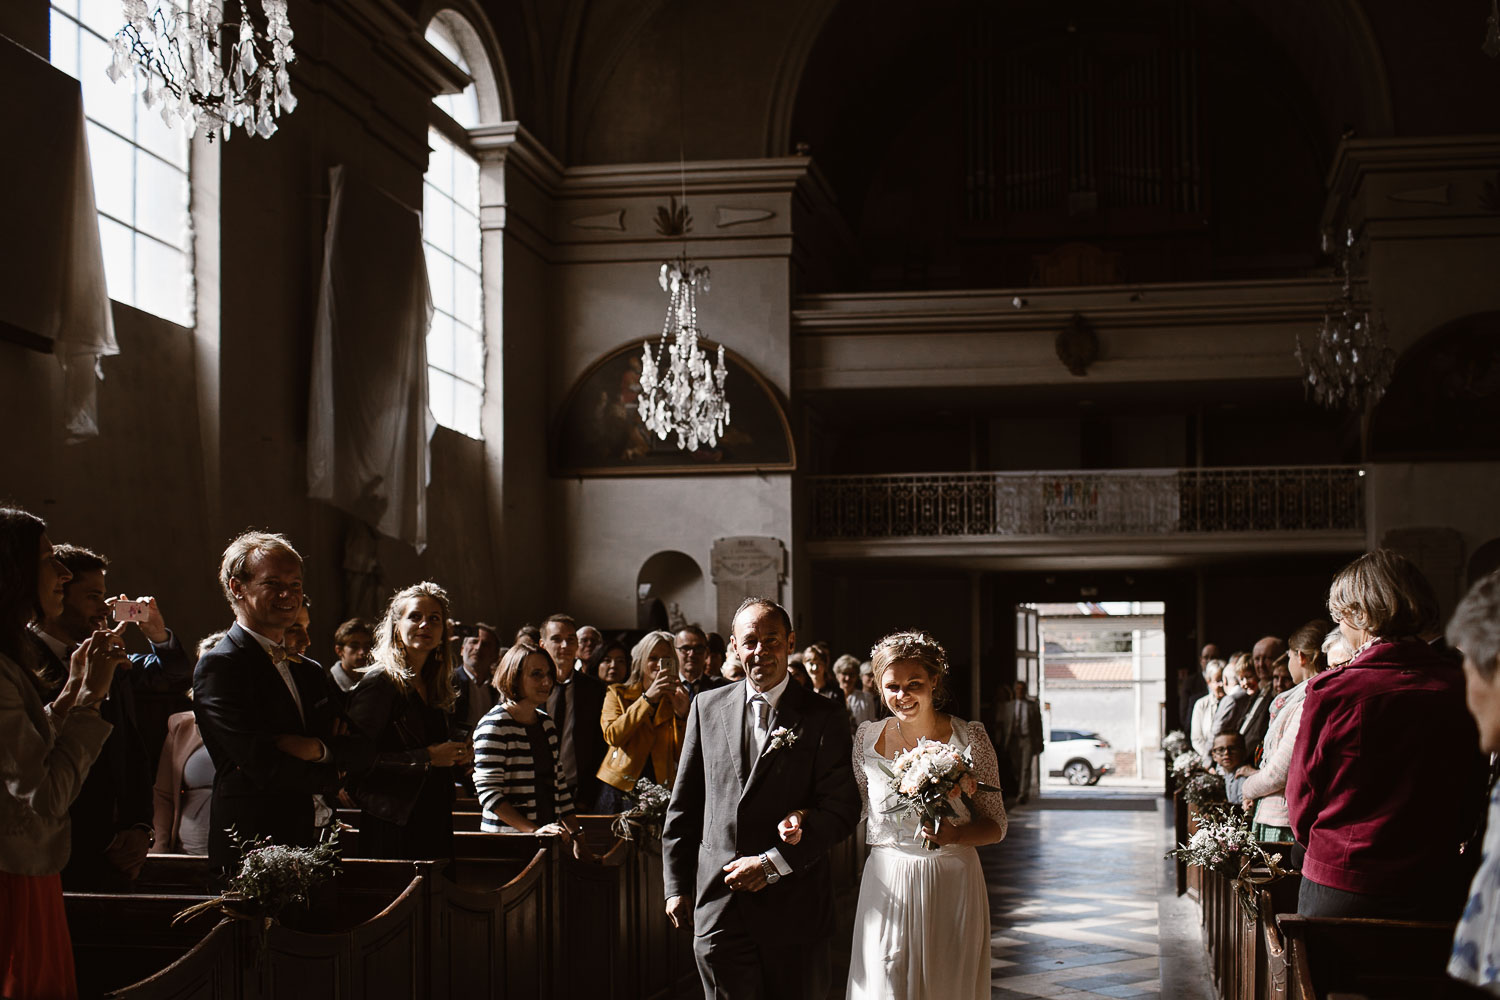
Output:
top-left (539, 613), bottom-right (607, 810)
top-left (327, 617), bottom-right (373, 702)
top-left (720, 648), bottom-right (745, 683)
top-left (594, 635), bottom-right (632, 685)
top-left (1288, 549), bottom-right (1488, 920)
top-left (1444, 570), bottom-right (1500, 992)
top-left (193, 531), bottom-right (373, 875)
top-left (515, 623), bottom-right (542, 645)
top-left (576, 625), bottom-right (603, 666)
top-left (787, 650), bottom-right (808, 687)
top-left (707, 632), bottom-right (727, 677)
top-left (1268, 653), bottom-right (1294, 695)
top-left (1238, 620), bottom-right (1331, 841)
top-left (1178, 643), bottom-right (1216, 732)
top-left (835, 654), bottom-right (878, 729)
top-left (345, 583), bottom-right (470, 861)
top-left (1212, 657), bottom-right (1264, 739)
top-left (452, 623), bottom-right (500, 740)
top-left (284, 603), bottom-right (312, 661)
top-left (860, 660), bottom-right (888, 719)
top-left (1251, 635), bottom-right (1287, 686)
top-left (472, 641), bottom-right (587, 856)
top-left (1323, 628), bottom-right (1355, 670)
top-left (1210, 732), bottom-right (1250, 806)
top-left (803, 645), bottom-right (844, 702)
top-left (151, 631), bottom-right (227, 856)
top-left (990, 684), bottom-right (1019, 800)
top-left (35, 544), bottom-right (185, 889)
top-left (1189, 660), bottom-right (1227, 759)
top-left (675, 625), bottom-right (721, 698)
top-left (1011, 680), bottom-right (1044, 804)
top-left (595, 630), bottom-right (689, 812)
top-left (0, 508), bottom-right (124, 1000)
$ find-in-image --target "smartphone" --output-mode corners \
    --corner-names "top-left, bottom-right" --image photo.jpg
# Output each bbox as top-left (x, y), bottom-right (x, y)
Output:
top-left (111, 599), bottom-right (150, 623)
top-left (452, 623), bottom-right (480, 639)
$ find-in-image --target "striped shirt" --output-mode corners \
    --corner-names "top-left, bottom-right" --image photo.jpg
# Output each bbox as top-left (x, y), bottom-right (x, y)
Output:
top-left (472, 704), bottom-right (574, 832)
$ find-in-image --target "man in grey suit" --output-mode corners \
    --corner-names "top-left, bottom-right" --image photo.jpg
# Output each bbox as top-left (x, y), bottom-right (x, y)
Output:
top-left (663, 597), bottom-right (860, 999)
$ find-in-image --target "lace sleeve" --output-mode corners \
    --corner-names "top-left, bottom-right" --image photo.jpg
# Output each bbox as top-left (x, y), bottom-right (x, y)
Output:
top-left (853, 720), bottom-right (876, 822)
top-left (966, 721), bottom-right (1008, 839)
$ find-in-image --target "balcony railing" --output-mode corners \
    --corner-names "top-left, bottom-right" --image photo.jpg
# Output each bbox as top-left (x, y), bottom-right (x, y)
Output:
top-left (808, 467), bottom-right (1365, 540)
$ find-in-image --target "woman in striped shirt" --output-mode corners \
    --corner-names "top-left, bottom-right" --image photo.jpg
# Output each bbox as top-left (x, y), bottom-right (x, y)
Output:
top-left (472, 640), bottom-right (585, 850)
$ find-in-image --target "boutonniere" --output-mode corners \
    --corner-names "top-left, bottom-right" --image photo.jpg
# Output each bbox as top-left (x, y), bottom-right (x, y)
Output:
top-left (764, 726), bottom-right (799, 755)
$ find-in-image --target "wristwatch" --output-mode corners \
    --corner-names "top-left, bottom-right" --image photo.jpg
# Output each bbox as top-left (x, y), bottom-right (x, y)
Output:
top-left (759, 853), bottom-right (780, 884)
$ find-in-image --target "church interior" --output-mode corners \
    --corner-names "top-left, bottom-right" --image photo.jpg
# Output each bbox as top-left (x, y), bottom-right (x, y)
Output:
top-left (3, 0), bottom-right (1500, 996)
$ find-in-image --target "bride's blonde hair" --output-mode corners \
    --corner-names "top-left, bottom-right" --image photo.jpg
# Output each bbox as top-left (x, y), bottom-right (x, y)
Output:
top-left (869, 630), bottom-right (951, 707)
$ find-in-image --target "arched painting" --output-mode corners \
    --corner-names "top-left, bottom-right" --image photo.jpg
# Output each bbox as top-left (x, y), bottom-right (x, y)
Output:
top-left (552, 342), bottom-right (796, 476)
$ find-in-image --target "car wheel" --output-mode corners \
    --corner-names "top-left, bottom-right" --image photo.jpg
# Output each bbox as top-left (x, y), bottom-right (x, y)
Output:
top-left (1063, 760), bottom-right (1094, 786)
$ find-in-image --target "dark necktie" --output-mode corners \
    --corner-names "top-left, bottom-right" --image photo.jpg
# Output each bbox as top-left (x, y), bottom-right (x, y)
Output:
top-left (552, 680), bottom-right (577, 789)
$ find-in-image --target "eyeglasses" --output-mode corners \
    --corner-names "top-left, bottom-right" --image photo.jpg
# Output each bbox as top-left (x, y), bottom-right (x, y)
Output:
top-left (1209, 746), bottom-right (1240, 757)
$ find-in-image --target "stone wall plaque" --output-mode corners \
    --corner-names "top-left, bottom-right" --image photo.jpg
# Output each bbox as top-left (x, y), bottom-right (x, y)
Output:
top-left (711, 536), bottom-right (787, 636)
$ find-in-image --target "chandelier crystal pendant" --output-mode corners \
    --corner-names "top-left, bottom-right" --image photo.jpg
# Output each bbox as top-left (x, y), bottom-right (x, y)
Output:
top-left (1295, 228), bottom-right (1396, 411)
top-left (638, 256), bottom-right (731, 451)
top-left (108, 0), bottom-right (298, 140)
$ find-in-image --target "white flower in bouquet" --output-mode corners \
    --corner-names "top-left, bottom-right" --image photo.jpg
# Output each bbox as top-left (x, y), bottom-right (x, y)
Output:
top-left (1171, 751), bottom-right (1203, 778)
top-left (879, 738), bottom-right (997, 851)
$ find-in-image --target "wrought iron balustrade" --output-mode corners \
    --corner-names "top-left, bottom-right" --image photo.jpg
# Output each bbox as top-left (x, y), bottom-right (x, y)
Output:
top-left (808, 467), bottom-right (1364, 540)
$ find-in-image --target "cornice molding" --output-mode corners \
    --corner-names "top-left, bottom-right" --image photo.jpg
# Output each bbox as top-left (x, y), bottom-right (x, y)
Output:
top-left (1322, 134), bottom-right (1500, 233)
top-left (793, 278), bottom-right (1338, 336)
top-left (322, 0), bottom-right (471, 99)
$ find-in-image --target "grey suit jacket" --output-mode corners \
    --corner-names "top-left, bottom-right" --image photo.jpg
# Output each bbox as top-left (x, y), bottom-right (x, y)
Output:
top-left (662, 677), bottom-right (859, 942)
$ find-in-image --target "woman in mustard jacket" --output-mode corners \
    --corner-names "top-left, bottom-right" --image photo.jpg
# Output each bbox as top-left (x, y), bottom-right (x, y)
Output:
top-left (594, 630), bottom-right (689, 813)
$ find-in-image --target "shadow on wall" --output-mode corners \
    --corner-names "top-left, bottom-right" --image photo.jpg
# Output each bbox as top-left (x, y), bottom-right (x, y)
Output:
top-left (637, 550), bottom-right (705, 631)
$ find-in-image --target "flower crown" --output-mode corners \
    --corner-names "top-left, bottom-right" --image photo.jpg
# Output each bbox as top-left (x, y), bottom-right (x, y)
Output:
top-left (870, 629), bottom-right (950, 677)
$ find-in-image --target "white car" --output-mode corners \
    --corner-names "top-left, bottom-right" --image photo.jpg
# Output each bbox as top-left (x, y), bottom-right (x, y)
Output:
top-left (1043, 729), bottom-right (1114, 785)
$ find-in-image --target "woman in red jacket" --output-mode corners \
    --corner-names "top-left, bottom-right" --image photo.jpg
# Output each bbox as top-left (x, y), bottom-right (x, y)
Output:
top-left (1287, 548), bottom-right (1488, 920)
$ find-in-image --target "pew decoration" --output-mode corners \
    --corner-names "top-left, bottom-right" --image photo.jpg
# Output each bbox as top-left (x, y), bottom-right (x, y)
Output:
top-left (1170, 749), bottom-right (1229, 810)
top-left (1168, 812), bottom-right (1289, 917)
top-left (171, 826), bottom-right (343, 931)
top-left (1161, 729), bottom-right (1191, 759)
top-left (611, 777), bottom-right (673, 843)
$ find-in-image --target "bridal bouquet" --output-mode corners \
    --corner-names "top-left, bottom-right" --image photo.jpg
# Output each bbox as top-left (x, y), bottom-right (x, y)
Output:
top-left (878, 738), bottom-right (999, 851)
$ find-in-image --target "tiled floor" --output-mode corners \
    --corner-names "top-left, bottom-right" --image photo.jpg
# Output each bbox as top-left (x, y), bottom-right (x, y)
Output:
top-left (981, 803), bottom-right (1162, 999)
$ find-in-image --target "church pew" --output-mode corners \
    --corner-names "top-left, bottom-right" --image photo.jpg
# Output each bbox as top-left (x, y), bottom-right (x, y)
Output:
top-left (1275, 912), bottom-right (1488, 1000)
top-left (67, 892), bottom-right (225, 998)
top-left (434, 852), bottom-right (553, 1000)
top-left (1199, 849), bottom-right (1300, 1000)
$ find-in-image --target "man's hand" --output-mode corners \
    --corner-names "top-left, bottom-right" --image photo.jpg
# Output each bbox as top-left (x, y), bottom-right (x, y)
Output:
top-left (1235, 765), bottom-right (1258, 778)
top-left (105, 828), bottom-right (152, 879)
top-left (777, 809), bottom-right (805, 845)
top-left (722, 855), bottom-right (769, 892)
top-left (665, 894), bottom-right (692, 929)
top-left (274, 734), bottom-right (325, 761)
top-left (121, 595), bottom-right (170, 645)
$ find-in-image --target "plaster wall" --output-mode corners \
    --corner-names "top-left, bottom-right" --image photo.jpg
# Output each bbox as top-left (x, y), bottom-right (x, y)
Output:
top-left (1367, 460), bottom-right (1500, 581)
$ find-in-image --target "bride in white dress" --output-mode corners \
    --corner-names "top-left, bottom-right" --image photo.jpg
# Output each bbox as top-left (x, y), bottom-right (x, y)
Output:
top-left (845, 631), bottom-right (1007, 1000)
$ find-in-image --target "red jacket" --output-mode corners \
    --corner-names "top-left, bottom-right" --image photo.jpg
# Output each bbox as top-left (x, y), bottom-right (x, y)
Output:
top-left (1287, 638), bottom-right (1486, 896)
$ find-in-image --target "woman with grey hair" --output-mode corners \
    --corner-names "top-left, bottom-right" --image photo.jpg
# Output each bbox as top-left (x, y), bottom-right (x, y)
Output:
top-left (1287, 549), bottom-right (1487, 920)
top-left (1445, 570), bottom-right (1500, 993)
top-left (835, 654), bottom-right (878, 729)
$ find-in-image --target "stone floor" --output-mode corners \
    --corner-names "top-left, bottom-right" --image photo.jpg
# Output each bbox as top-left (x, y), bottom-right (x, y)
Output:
top-left (981, 801), bottom-right (1164, 999)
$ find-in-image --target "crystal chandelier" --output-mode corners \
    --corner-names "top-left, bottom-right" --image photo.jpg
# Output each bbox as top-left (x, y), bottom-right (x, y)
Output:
top-left (1295, 229), bottom-right (1396, 411)
top-left (108, 0), bottom-right (297, 140)
top-left (638, 256), bottom-right (731, 451)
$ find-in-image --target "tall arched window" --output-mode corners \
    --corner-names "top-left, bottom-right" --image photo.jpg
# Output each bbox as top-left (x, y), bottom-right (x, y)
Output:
top-left (422, 15), bottom-right (489, 439)
top-left (49, 0), bottom-right (193, 326)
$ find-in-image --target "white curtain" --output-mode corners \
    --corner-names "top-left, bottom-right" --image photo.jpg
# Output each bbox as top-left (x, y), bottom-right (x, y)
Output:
top-left (0, 40), bottom-right (117, 442)
top-left (307, 165), bottom-right (435, 552)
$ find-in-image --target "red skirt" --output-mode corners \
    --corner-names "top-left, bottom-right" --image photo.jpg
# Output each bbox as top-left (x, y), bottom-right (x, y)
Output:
top-left (0, 871), bottom-right (78, 1000)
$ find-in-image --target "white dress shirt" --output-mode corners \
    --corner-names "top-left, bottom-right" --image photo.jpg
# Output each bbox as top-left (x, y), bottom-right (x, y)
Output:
top-left (743, 672), bottom-right (794, 876)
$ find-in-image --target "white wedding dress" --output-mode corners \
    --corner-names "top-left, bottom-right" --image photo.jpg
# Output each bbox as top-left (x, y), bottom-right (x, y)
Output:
top-left (846, 717), bottom-right (1006, 1000)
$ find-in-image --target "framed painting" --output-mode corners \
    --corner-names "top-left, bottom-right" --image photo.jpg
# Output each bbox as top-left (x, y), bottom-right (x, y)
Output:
top-left (551, 341), bottom-right (796, 476)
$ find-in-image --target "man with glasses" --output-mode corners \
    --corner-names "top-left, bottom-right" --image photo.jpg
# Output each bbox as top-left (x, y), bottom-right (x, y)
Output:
top-left (675, 624), bottom-right (721, 698)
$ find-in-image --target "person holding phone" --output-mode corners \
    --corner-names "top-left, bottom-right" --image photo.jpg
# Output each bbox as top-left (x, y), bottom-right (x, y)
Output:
top-left (345, 582), bottom-right (470, 861)
top-left (0, 508), bottom-right (127, 998)
top-left (594, 630), bottom-right (690, 813)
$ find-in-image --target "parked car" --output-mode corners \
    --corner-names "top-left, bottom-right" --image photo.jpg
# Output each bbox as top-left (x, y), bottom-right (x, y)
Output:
top-left (1044, 729), bottom-right (1113, 785)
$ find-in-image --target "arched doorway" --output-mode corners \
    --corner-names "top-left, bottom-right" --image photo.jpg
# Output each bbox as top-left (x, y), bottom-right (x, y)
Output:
top-left (636, 551), bottom-right (706, 632)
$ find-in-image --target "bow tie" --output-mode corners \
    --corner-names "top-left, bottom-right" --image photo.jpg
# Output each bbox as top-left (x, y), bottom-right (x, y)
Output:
top-left (268, 644), bottom-right (288, 665)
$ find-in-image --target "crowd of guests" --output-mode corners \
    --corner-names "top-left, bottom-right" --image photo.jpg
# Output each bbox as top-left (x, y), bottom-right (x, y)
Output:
top-left (1173, 548), bottom-right (1500, 993)
top-left (11, 500), bottom-right (1500, 996)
